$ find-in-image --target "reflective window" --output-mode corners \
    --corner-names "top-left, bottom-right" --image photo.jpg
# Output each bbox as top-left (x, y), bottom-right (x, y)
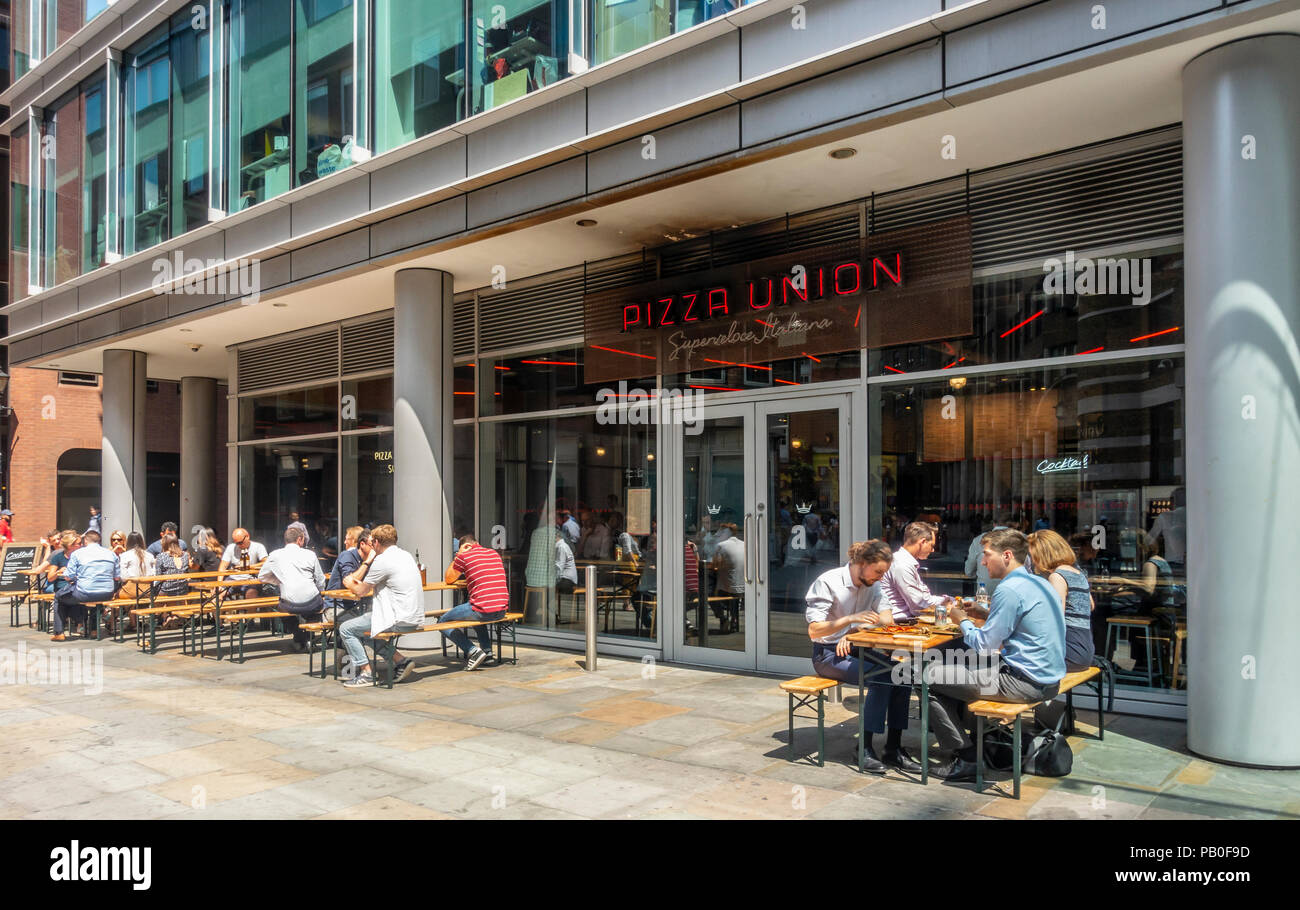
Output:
top-left (482, 412), bottom-right (657, 640)
top-left (482, 346), bottom-right (654, 417)
top-left (230, 0), bottom-right (292, 209)
top-left (341, 432), bottom-right (394, 531)
top-left (869, 356), bottom-right (1186, 693)
top-left (239, 439), bottom-right (339, 555)
top-left (82, 80), bottom-right (107, 272)
top-left (341, 375), bottom-right (393, 430)
top-left (595, 0), bottom-right (741, 65)
top-left (170, 10), bottom-right (212, 237)
top-left (13, 0), bottom-right (30, 80)
top-left (454, 363), bottom-right (476, 420)
top-left (11, 126), bottom-right (30, 299)
top-left (664, 349), bottom-right (860, 394)
top-left (43, 90), bottom-right (82, 287)
top-left (86, 0), bottom-right (110, 24)
top-left (123, 30), bottom-right (171, 254)
top-left (294, 0), bottom-right (357, 186)
top-left (470, 0), bottom-right (568, 115)
top-left (374, 0), bottom-right (464, 153)
top-left (238, 384), bottom-right (338, 439)
top-left (871, 249), bottom-right (1184, 375)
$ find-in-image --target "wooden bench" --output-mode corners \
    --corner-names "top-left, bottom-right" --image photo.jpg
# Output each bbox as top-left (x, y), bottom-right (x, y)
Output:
top-left (969, 666), bottom-right (1105, 799)
top-left (303, 608), bottom-right (454, 680)
top-left (779, 676), bottom-right (841, 767)
top-left (220, 610), bottom-right (295, 663)
top-left (369, 610), bottom-right (524, 688)
top-left (129, 596), bottom-right (205, 653)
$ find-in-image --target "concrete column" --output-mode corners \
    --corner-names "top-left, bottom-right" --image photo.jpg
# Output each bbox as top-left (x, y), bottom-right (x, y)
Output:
top-left (101, 350), bottom-right (147, 534)
top-left (393, 268), bottom-right (455, 567)
top-left (1184, 34), bottom-right (1300, 767)
top-left (180, 377), bottom-right (218, 536)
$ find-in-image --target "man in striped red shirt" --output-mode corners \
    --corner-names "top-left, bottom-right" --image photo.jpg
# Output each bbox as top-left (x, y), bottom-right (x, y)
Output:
top-left (443, 531), bottom-right (509, 670)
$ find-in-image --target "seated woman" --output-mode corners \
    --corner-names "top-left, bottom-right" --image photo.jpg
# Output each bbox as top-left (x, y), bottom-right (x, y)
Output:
top-left (1027, 529), bottom-right (1095, 672)
top-left (1109, 530), bottom-right (1180, 674)
top-left (154, 532), bottom-right (191, 629)
top-left (190, 527), bottom-right (223, 573)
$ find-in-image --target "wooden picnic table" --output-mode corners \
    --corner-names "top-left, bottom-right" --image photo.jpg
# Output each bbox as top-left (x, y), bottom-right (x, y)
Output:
top-left (844, 618), bottom-right (970, 783)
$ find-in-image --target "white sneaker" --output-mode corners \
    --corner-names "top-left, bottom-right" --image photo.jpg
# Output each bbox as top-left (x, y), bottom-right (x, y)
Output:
top-left (466, 647), bottom-right (490, 671)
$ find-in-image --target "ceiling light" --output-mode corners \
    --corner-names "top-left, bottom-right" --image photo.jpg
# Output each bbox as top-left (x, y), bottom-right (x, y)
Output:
top-left (829, 148), bottom-right (856, 160)
top-left (595, 447), bottom-right (606, 456)
top-left (577, 219), bottom-right (597, 227)
top-left (273, 302), bottom-right (288, 308)
top-left (948, 376), bottom-right (967, 390)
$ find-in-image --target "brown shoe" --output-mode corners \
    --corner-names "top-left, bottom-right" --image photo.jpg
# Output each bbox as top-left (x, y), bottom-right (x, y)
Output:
top-left (49, 634), bottom-right (66, 642)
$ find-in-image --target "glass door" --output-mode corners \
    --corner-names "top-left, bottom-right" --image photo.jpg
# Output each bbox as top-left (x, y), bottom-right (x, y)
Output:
top-left (672, 393), bottom-right (851, 673)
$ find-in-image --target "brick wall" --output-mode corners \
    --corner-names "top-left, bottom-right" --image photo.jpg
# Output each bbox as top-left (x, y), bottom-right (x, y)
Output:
top-left (5, 366), bottom-right (229, 539)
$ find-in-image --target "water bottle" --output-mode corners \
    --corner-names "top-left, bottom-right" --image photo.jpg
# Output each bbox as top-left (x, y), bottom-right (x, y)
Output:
top-left (976, 582), bottom-right (989, 610)
top-left (935, 600), bottom-right (948, 624)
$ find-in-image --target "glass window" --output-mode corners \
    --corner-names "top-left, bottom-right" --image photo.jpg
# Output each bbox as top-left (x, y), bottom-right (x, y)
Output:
top-left (170, 9), bottom-right (212, 237)
top-left (595, 0), bottom-right (742, 65)
top-left (294, 0), bottom-right (357, 186)
top-left (870, 249), bottom-right (1184, 375)
top-left (454, 363), bottom-right (476, 420)
top-left (11, 125), bottom-right (30, 299)
top-left (230, 0), bottom-right (292, 209)
top-left (238, 384), bottom-right (338, 439)
top-left (470, 0), bottom-right (568, 115)
top-left (341, 375), bottom-right (393, 430)
top-left (374, 0), bottom-right (464, 154)
top-left (341, 432), bottom-right (394, 532)
top-left (481, 412), bottom-right (657, 640)
top-left (482, 346), bottom-right (655, 416)
top-left (664, 349), bottom-right (860, 393)
top-left (82, 79), bottom-right (107, 272)
top-left (86, 0), bottom-right (110, 24)
top-left (454, 425), bottom-right (475, 538)
top-left (42, 0), bottom-right (80, 61)
top-left (13, 0), bottom-right (30, 80)
top-left (123, 30), bottom-right (171, 254)
top-left (239, 439), bottom-right (339, 556)
top-left (869, 356), bottom-right (1186, 693)
top-left (43, 90), bottom-right (82, 287)
top-left (56, 448), bottom-right (100, 531)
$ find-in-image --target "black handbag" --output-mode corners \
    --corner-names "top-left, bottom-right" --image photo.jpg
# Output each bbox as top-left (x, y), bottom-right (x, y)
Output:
top-left (1024, 710), bottom-right (1073, 777)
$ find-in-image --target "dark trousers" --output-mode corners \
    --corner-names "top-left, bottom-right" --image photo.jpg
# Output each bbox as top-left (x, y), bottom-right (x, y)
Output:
top-left (279, 594), bottom-right (324, 644)
top-left (53, 586), bottom-right (117, 635)
top-left (927, 664), bottom-right (1059, 753)
top-left (811, 642), bottom-right (910, 735)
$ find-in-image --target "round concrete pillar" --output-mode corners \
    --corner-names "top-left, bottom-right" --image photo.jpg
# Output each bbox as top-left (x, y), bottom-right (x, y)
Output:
top-left (180, 377), bottom-right (218, 537)
top-left (1183, 34), bottom-right (1300, 767)
top-left (101, 349), bottom-right (147, 535)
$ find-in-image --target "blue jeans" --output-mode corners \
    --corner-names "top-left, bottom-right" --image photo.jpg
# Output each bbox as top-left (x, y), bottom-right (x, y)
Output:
top-left (441, 603), bottom-right (497, 657)
top-left (338, 611), bottom-right (420, 668)
top-left (812, 642), bottom-right (910, 735)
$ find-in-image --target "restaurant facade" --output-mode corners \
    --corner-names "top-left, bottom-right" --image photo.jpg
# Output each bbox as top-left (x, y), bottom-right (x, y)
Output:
top-left (3, 0), bottom-right (1298, 767)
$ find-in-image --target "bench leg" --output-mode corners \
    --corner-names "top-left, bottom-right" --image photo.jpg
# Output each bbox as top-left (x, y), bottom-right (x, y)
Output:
top-left (1065, 688), bottom-right (1075, 736)
top-left (975, 716), bottom-right (984, 793)
top-left (919, 660), bottom-right (930, 787)
top-left (1095, 679), bottom-right (1105, 741)
top-left (1012, 715), bottom-right (1023, 799)
top-left (238, 620), bottom-right (247, 664)
top-left (149, 614), bottom-right (158, 654)
top-left (816, 693), bottom-right (825, 768)
top-left (787, 693), bottom-right (796, 762)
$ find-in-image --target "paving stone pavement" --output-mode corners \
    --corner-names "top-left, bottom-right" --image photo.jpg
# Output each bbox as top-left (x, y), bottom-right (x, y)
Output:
top-left (1, 622), bottom-right (1296, 820)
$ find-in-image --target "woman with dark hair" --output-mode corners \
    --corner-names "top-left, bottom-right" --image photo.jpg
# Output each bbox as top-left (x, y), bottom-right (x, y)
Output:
top-left (155, 532), bottom-right (190, 629)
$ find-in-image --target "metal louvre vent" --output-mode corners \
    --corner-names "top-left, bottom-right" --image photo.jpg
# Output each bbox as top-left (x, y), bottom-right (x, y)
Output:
top-left (657, 207), bottom-right (861, 276)
top-left (454, 295), bottom-right (475, 358)
top-left (478, 269), bottom-right (586, 352)
top-left (583, 255), bottom-right (657, 294)
top-left (872, 180), bottom-right (968, 235)
top-left (238, 329), bottom-right (339, 392)
top-left (970, 141), bottom-right (1182, 268)
top-left (341, 316), bottom-right (394, 375)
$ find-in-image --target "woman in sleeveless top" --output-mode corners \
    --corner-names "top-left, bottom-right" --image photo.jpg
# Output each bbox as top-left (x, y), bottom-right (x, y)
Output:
top-left (1027, 529), bottom-right (1095, 672)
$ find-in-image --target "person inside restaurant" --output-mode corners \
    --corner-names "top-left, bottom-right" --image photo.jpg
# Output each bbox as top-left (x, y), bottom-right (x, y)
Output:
top-left (880, 521), bottom-right (954, 618)
top-left (1104, 529), bottom-right (1182, 677)
top-left (965, 513), bottom-right (1011, 595)
top-left (805, 539), bottom-right (920, 773)
top-left (927, 529), bottom-right (1065, 782)
top-left (710, 522), bottom-right (746, 635)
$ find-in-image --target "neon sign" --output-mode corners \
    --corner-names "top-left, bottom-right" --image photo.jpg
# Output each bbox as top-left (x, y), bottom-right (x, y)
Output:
top-left (1036, 454), bottom-right (1090, 475)
top-left (619, 253), bottom-right (903, 332)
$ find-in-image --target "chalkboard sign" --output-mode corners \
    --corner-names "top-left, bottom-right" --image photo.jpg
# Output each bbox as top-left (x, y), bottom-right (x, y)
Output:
top-left (0, 542), bottom-right (43, 592)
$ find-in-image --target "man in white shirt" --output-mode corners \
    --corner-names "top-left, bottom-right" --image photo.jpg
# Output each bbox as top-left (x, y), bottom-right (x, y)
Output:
top-left (339, 523), bottom-right (425, 688)
top-left (559, 510), bottom-right (581, 547)
top-left (881, 521), bottom-right (953, 618)
top-left (805, 539), bottom-right (920, 774)
top-left (220, 527), bottom-right (269, 599)
top-left (258, 525), bottom-right (325, 651)
top-left (710, 523), bottom-right (746, 634)
top-left (965, 515), bottom-right (1010, 595)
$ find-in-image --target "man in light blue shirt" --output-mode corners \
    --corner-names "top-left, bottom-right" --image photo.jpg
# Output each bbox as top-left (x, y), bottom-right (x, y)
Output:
top-left (51, 530), bottom-right (120, 641)
top-left (927, 528), bottom-right (1065, 782)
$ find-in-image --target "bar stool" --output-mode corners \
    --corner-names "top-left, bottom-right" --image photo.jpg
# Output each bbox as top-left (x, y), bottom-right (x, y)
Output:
top-left (1171, 622), bottom-right (1188, 689)
top-left (1105, 615), bottom-right (1165, 688)
top-left (523, 586), bottom-right (548, 628)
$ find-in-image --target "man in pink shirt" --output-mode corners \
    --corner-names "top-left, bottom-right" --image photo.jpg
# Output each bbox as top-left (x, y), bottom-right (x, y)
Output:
top-left (879, 521), bottom-right (953, 618)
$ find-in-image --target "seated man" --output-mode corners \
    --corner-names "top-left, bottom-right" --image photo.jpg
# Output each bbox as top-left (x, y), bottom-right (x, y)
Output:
top-left (805, 539), bottom-right (921, 773)
top-left (880, 521), bottom-right (953, 618)
top-left (443, 531), bottom-right (509, 670)
top-left (258, 526), bottom-right (326, 652)
top-left (326, 527), bottom-right (372, 623)
top-left (219, 527), bottom-right (268, 599)
top-left (927, 528), bottom-right (1066, 781)
top-left (146, 521), bottom-right (189, 558)
top-left (338, 523), bottom-right (423, 688)
top-left (52, 530), bottom-right (120, 642)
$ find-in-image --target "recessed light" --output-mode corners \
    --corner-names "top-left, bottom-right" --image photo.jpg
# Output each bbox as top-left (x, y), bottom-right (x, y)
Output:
top-left (179, 328), bottom-right (192, 333)
top-left (577, 219), bottom-right (597, 228)
top-left (273, 302), bottom-right (288, 308)
top-left (829, 148), bottom-right (856, 160)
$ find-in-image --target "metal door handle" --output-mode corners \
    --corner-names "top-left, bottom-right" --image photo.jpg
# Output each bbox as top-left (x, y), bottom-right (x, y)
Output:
top-left (744, 512), bottom-right (754, 584)
top-left (756, 512), bottom-right (765, 584)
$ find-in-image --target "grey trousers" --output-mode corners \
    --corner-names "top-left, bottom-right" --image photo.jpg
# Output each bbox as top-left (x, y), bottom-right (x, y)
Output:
top-left (927, 665), bottom-right (1059, 752)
